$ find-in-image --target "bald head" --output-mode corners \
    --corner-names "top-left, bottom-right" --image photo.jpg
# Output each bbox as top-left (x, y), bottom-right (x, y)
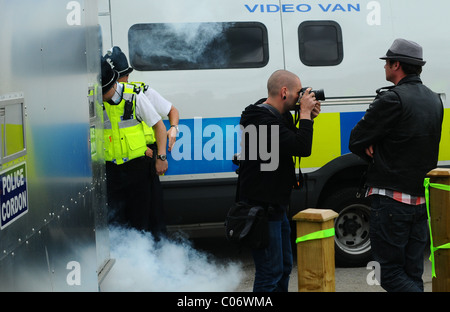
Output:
top-left (267, 70), bottom-right (300, 97)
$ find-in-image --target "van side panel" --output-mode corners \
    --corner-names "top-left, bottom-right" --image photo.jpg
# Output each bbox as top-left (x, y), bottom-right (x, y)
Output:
top-left (0, 0), bottom-right (110, 290)
top-left (100, 0), bottom-right (450, 230)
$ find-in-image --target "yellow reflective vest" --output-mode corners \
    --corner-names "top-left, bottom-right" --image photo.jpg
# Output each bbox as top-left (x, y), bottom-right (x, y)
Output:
top-left (103, 83), bottom-right (147, 165)
top-left (130, 81), bottom-right (156, 145)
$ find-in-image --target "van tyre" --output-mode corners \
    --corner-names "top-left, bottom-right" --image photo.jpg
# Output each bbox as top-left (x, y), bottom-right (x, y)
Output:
top-left (321, 186), bottom-right (372, 267)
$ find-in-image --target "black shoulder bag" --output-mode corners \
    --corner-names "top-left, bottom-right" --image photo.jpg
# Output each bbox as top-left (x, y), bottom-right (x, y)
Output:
top-left (225, 164), bottom-right (269, 249)
top-left (225, 103), bottom-right (281, 250)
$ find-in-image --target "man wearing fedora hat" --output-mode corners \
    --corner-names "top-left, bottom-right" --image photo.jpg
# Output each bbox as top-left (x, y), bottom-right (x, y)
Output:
top-left (101, 56), bottom-right (168, 231)
top-left (349, 39), bottom-right (443, 292)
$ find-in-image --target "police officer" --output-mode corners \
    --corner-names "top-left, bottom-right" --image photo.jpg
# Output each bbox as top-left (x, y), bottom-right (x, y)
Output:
top-left (104, 47), bottom-right (176, 237)
top-left (101, 56), bottom-right (168, 231)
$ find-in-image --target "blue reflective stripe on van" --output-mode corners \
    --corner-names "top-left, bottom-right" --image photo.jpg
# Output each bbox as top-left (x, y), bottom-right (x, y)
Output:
top-left (340, 111), bottom-right (365, 155)
top-left (163, 118), bottom-right (241, 175)
top-left (162, 112), bottom-right (368, 176)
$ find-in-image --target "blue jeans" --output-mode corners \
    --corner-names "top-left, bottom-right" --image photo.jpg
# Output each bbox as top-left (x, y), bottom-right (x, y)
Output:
top-left (370, 195), bottom-right (428, 292)
top-left (251, 211), bottom-right (293, 292)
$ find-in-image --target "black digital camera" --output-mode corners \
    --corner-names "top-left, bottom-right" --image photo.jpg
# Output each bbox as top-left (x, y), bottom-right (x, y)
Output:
top-left (300, 87), bottom-right (326, 101)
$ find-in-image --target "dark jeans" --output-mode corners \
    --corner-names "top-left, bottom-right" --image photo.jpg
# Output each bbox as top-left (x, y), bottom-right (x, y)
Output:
top-left (251, 210), bottom-right (293, 292)
top-left (370, 195), bottom-right (428, 292)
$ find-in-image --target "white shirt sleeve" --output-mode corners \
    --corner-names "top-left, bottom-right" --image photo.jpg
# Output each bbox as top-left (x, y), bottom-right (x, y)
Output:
top-left (144, 87), bottom-right (173, 118)
top-left (135, 92), bottom-right (162, 127)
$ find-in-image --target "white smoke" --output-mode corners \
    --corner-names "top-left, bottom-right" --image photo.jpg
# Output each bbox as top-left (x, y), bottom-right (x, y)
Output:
top-left (129, 22), bottom-right (233, 69)
top-left (100, 226), bottom-right (243, 292)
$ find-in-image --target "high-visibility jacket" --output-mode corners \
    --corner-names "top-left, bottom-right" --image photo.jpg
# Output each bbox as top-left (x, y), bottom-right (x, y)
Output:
top-left (103, 83), bottom-right (147, 165)
top-left (130, 81), bottom-right (156, 145)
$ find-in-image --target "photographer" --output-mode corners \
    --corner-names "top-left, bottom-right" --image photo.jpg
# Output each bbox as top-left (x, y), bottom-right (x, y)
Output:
top-left (238, 69), bottom-right (321, 292)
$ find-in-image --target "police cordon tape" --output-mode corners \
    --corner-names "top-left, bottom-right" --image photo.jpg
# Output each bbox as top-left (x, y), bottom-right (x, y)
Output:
top-left (296, 228), bottom-right (335, 244)
top-left (424, 178), bottom-right (450, 278)
top-left (294, 180), bottom-right (450, 279)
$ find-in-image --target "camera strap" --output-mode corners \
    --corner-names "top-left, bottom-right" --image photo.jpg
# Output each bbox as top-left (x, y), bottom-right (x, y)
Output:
top-left (259, 103), bottom-right (283, 120)
top-left (294, 105), bottom-right (300, 126)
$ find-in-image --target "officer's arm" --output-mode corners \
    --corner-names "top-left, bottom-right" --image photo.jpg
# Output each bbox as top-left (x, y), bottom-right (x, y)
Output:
top-left (135, 93), bottom-right (168, 174)
top-left (167, 106), bottom-right (180, 152)
top-left (153, 120), bottom-right (168, 175)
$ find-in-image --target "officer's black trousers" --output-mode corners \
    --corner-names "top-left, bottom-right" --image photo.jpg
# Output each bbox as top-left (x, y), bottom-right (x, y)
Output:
top-left (106, 157), bottom-right (152, 231)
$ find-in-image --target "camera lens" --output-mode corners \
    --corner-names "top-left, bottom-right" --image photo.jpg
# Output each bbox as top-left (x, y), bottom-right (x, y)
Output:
top-left (300, 87), bottom-right (326, 101)
top-left (313, 89), bottom-right (325, 101)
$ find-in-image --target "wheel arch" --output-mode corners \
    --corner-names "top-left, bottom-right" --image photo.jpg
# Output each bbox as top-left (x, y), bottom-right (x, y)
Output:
top-left (311, 153), bottom-right (368, 209)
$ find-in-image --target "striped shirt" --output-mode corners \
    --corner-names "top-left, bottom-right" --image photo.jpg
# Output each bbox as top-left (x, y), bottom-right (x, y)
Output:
top-left (367, 187), bottom-right (426, 206)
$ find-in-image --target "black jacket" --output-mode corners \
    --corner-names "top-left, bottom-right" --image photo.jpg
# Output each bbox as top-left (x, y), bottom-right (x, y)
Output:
top-left (349, 75), bottom-right (443, 196)
top-left (238, 99), bottom-right (314, 205)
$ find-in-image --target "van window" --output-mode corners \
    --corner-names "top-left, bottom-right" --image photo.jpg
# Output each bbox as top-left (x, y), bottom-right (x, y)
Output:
top-left (298, 21), bottom-right (343, 66)
top-left (128, 22), bottom-right (269, 71)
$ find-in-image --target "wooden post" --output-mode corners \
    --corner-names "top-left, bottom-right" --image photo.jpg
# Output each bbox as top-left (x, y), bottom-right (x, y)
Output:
top-left (427, 168), bottom-right (450, 292)
top-left (292, 208), bottom-right (338, 292)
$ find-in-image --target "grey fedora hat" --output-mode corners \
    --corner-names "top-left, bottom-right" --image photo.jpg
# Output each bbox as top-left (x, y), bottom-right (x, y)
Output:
top-left (380, 38), bottom-right (426, 66)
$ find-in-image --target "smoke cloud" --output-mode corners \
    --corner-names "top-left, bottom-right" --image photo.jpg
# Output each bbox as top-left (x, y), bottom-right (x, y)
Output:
top-left (129, 22), bottom-right (233, 70)
top-left (100, 226), bottom-right (243, 292)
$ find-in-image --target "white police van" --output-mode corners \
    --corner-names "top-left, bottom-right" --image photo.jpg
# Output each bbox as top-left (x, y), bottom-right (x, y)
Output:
top-left (98, 0), bottom-right (450, 266)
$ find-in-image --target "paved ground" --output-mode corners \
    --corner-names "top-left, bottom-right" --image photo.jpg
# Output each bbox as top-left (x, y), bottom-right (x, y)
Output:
top-left (236, 257), bottom-right (432, 292)
top-left (192, 237), bottom-right (433, 292)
